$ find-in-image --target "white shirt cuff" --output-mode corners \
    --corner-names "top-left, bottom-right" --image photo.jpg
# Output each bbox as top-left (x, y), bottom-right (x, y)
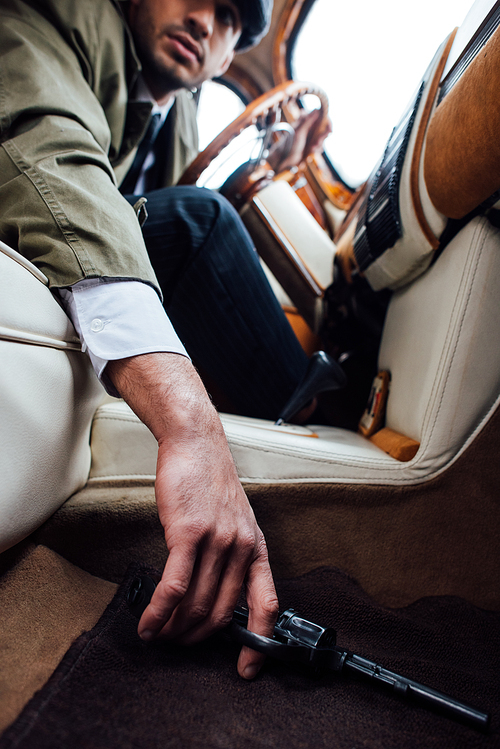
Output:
top-left (57, 278), bottom-right (189, 396)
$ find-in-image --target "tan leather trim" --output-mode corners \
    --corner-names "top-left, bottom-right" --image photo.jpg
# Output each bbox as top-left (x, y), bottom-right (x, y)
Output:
top-left (410, 29), bottom-right (457, 248)
top-left (370, 427), bottom-right (420, 462)
top-left (424, 25), bottom-right (500, 219)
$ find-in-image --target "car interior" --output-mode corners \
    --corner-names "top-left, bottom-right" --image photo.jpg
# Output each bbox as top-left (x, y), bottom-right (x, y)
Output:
top-left (1, 0), bottom-right (500, 736)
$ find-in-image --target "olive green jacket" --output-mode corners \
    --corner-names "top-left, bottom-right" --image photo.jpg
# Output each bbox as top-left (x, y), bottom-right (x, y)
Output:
top-left (0, 0), bottom-right (198, 291)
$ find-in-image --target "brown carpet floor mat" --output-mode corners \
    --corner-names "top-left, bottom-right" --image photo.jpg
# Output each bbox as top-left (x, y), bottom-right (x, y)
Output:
top-left (1, 564), bottom-right (498, 749)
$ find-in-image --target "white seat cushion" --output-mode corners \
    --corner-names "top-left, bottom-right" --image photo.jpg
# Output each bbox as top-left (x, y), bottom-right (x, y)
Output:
top-left (0, 241), bottom-right (105, 552)
top-left (88, 402), bottom-right (395, 485)
top-left (88, 215), bottom-right (500, 488)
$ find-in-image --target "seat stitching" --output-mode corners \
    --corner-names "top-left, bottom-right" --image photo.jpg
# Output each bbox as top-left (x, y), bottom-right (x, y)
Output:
top-left (419, 218), bottom-right (486, 450)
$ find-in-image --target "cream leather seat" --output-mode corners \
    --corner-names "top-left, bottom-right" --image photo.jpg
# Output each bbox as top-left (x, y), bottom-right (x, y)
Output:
top-left (0, 240), bottom-right (104, 553)
top-left (4, 209), bottom-right (495, 610)
top-left (2, 183), bottom-right (499, 612)
top-left (88, 214), bottom-right (500, 487)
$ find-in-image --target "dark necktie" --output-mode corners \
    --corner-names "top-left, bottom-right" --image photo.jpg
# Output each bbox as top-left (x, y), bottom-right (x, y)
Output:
top-left (120, 112), bottom-right (161, 195)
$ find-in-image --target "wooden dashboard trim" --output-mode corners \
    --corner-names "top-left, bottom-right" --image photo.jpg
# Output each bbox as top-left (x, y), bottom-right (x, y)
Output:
top-left (223, 62), bottom-right (265, 102)
top-left (409, 28), bottom-right (457, 250)
top-left (272, 0), bottom-right (308, 85)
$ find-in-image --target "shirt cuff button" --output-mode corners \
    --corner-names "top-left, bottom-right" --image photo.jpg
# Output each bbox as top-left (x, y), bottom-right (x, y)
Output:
top-left (91, 318), bottom-right (105, 332)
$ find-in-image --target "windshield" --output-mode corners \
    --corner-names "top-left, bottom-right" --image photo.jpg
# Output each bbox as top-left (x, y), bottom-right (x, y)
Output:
top-left (292, 0), bottom-right (473, 186)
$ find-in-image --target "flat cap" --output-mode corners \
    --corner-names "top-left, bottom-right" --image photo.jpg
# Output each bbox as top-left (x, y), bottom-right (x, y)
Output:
top-left (234, 0), bottom-right (273, 51)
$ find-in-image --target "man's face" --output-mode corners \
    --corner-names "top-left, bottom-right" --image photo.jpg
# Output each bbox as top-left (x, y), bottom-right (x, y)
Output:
top-left (128, 0), bottom-right (242, 101)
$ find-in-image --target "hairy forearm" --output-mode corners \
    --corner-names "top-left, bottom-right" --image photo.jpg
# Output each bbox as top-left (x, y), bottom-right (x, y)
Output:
top-left (106, 351), bottom-right (217, 442)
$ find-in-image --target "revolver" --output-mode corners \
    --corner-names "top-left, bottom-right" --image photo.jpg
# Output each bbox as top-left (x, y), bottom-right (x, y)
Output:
top-left (127, 575), bottom-right (490, 733)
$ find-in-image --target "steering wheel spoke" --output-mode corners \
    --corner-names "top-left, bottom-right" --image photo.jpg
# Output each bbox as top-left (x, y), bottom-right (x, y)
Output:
top-left (177, 80), bottom-right (329, 191)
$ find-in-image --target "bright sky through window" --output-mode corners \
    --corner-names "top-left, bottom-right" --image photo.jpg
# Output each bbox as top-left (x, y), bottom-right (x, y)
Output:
top-left (196, 82), bottom-right (261, 189)
top-left (292, 0), bottom-right (474, 186)
top-left (197, 0), bottom-right (475, 189)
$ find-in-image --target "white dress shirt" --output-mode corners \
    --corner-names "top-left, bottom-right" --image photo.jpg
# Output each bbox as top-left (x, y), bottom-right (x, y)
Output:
top-left (58, 279), bottom-right (189, 396)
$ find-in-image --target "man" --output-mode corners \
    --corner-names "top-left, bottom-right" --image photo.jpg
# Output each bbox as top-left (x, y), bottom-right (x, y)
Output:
top-left (0, 0), bottom-right (322, 679)
top-left (118, 0), bottom-right (328, 421)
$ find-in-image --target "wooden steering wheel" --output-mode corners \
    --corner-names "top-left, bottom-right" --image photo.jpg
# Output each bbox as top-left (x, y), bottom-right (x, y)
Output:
top-left (176, 80), bottom-right (330, 190)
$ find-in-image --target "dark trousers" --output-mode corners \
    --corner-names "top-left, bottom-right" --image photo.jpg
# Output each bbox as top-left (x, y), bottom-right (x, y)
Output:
top-left (124, 186), bottom-right (309, 420)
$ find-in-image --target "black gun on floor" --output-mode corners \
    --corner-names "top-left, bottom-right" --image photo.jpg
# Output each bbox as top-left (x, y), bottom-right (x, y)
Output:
top-left (127, 575), bottom-right (490, 734)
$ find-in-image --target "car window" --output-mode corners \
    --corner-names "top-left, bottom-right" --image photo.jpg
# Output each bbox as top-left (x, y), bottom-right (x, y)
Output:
top-left (196, 80), bottom-right (261, 189)
top-left (292, 0), bottom-right (473, 187)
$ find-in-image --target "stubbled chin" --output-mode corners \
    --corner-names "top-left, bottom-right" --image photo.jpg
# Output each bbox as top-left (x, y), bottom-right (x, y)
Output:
top-left (148, 55), bottom-right (202, 94)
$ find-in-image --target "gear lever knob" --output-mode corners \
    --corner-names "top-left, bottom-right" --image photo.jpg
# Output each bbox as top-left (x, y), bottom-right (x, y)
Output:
top-left (275, 350), bottom-right (347, 425)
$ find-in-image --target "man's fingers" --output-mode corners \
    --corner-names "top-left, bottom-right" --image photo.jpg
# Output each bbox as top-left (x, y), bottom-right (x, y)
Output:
top-left (138, 530), bottom-right (278, 682)
top-left (138, 545), bottom-right (196, 640)
top-left (237, 540), bottom-right (279, 680)
top-left (175, 547), bottom-right (253, 645)
top-left (154, 543), bottom-right (229, 641)
top-left (139, 522), bottom-right (256, 643)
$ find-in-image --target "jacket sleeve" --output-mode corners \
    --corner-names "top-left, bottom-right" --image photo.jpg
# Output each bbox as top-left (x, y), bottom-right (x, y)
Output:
top-left (0, 0), bottom-right (159, 293)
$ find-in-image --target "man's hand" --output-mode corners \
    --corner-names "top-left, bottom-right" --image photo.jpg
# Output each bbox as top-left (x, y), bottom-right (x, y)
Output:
top-left (107, 352), bottom-right (278, 679)
top-left (268, 108), bottom-right (333, 174)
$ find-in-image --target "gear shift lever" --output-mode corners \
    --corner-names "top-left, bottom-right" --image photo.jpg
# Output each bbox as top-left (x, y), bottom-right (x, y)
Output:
top-left (275, 350), bottom-right (347, 425)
